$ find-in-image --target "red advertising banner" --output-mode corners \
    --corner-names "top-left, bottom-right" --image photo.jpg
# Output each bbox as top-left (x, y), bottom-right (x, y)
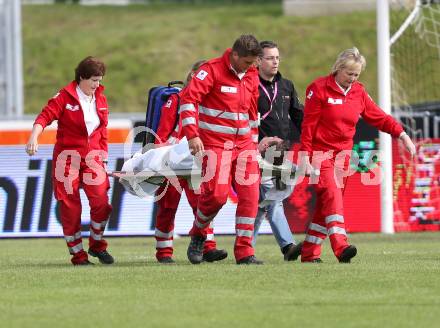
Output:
top-left (284, 139), bottom-right (440, 233)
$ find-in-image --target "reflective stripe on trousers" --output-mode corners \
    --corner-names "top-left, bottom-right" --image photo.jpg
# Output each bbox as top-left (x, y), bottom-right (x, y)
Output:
top-left (305, 235), bottom-right (324, 245)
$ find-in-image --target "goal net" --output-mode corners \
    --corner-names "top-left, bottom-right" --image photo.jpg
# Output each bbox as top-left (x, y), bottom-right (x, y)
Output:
top-left (389, 0), bottom-right (440, 230)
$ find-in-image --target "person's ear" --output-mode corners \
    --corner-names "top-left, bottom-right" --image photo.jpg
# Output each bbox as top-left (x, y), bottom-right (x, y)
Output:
top-left (256, 57), bottom-right (262, 67)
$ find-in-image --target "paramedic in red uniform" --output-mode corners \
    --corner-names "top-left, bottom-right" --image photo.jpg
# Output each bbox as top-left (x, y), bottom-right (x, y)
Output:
top-left (154, 60), bottom-right (227, 264)
top-left (26, 56), bottom-right (114, 266)
top-left (299, 47), bottom-right (416, 263)
top-left (180, 35), bottom-right (263, 265)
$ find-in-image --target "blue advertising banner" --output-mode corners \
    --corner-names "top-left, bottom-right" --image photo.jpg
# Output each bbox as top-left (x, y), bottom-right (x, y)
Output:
top-left (0, 144), bottom-right (273, 238)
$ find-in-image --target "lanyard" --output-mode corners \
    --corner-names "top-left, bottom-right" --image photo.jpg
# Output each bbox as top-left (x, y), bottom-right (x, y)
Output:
top-left (259, 81), bottom-right (278, 121)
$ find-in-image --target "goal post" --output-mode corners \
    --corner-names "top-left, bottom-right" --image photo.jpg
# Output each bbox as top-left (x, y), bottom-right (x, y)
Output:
top-left (0, 0), bottom-right (23, 118)
top-left (377, 0), bottom-right (395, 233)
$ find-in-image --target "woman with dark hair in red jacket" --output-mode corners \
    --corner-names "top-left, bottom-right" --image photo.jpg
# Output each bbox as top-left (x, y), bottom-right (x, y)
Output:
top-left (26, 56), bottom-right (113, 266)
top-left (299, 47), bottom-right (416, 263)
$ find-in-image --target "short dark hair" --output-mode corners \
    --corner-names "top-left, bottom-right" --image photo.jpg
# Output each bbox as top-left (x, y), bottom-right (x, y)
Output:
top-left (186, 60), bottom-right (206, 84)
top-left (232, 34), bottom-right (262, 57)
top-left (260, 40), bottom-right (278, 51)
top-left (75, 56), bottom-right (106, 83)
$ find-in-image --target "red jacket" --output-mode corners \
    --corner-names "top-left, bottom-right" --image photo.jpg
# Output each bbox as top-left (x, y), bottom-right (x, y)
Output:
top-left (34, 81), bottom-right (109, 159)
top-left (155, 93), bottom-right (180, 145)
top-left (300, 74), bottom-right (403, 155)
top-left (179, 48), bottom-right (260, 149)
top-left (155, 92), bottom-right (193, 145)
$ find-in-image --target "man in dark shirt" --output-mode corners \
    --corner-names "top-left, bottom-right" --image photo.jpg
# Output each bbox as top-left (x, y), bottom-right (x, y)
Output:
top-left (253, 40), bottom-right (304, 261)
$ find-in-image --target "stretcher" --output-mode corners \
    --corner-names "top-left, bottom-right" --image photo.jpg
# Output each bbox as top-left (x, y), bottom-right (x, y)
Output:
top-left (111, 136), bottom-right (320, 198)
top-left (110, 168), bottom-right (202, 181)
top-left (110, 160), bottom-right (317, 183)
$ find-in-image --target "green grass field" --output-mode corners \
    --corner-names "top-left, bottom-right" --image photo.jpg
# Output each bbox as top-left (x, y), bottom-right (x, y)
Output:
top-left (1, 233), bottom-right (439, 327)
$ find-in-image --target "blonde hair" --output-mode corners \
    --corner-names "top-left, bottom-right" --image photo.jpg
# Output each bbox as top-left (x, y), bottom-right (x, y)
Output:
top-left (185, 60), bottom-right (207, 85)
top-left (331, 47), bottom-right (366, 75)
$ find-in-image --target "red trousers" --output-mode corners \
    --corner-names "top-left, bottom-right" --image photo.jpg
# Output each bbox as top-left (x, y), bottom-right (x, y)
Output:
top-left (53, 156), bottom-right (112, 264)
top-left (155, 178), bottom-right (217, 260)
top-left (301, 157), bottom-right (349, 261)
top-left (190, 144), bottom-right (260, 261)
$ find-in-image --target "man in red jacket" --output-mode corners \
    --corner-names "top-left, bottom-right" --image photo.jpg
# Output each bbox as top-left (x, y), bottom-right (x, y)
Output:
top-left (153, 60), bottom-right (227, 264)
top-left (179, 35), bottom-right (263, 265)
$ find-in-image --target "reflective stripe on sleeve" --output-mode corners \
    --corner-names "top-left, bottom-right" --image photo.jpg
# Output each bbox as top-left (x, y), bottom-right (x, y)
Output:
top-left (182, 117), bottom-right (196, 127)
top-left (167, 136), bottom-right (177, 144)
top-left (249, 119), bottom-right (259, 128)
top-left (179, 104), bottom-right (196, 113)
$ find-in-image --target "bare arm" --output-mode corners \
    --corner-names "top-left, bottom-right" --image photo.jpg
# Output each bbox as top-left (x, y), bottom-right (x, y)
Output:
top-left (26, 124), bottom-right (44, 156)
top-left (399, 132), bottom-right (416, 157)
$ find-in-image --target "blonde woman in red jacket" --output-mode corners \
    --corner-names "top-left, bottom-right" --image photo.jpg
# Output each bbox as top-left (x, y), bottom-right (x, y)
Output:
top-left (299, 47), bottom-right (416, 263)
top-left (26, 56), bottom-right (113, 266)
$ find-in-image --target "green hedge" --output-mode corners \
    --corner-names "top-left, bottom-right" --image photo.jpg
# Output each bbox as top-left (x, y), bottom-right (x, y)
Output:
top-left (23, 3), bottom-right (379, 114)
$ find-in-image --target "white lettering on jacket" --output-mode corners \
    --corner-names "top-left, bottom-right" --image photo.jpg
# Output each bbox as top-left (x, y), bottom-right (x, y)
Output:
top-left (328, 97), bottom-right (343, 105)
top-left (220, 86), bottom-right (237, 94)
top-left (65, 104), bottom-right (80, 111)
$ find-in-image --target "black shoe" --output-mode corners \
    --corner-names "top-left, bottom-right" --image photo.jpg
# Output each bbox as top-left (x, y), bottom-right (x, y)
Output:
top-left (74, 259), bottom-right (94, 266)
top-left (338, 245), bottom-right (357, 263)
top-left (88, 249), bottom-right (114, 264)
top-left (202, 249), bottom-right (228, 262)
top-left (302, 258), bottom-right (323, 263)
top-left (157, 257), bottom-right (175, 264)
top-left (236, 255), bottom-right (264, 265)
top-left (187, 236), bottom-right (206, 264)
top-left (283, 242), bottom-right (303, 261)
